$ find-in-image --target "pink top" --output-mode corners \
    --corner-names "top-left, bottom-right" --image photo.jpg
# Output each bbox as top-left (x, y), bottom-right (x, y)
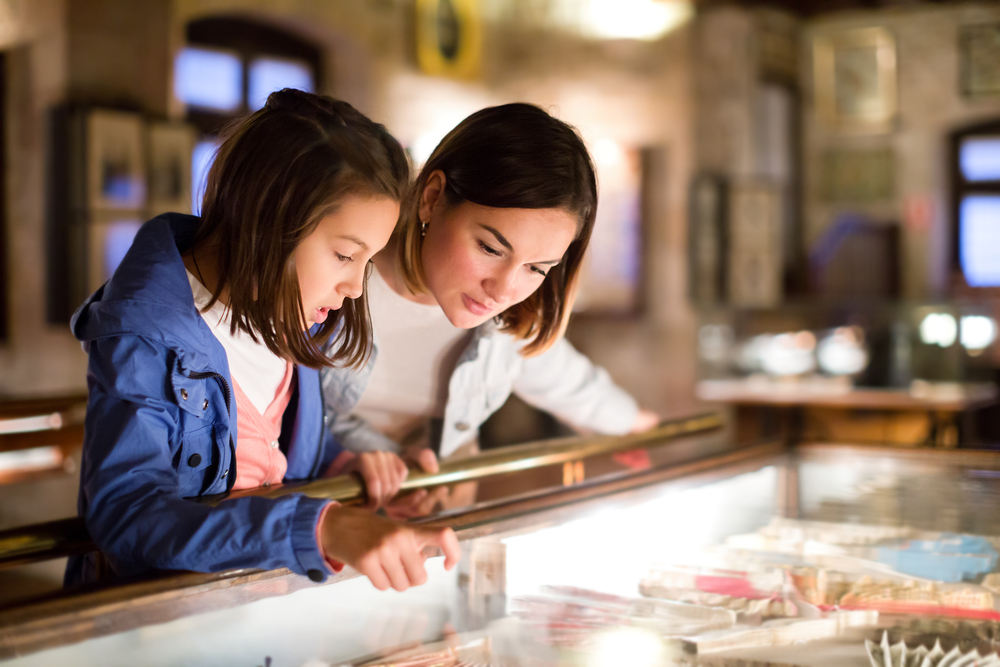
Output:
top-left (231, 361), bottom-right (295, 490)
top-left (231, 361), bottom-right (351, 573)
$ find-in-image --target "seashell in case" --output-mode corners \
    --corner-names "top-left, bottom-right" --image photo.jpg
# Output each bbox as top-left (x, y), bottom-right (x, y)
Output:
top-left (866, 631), bottom-right (1000, 667)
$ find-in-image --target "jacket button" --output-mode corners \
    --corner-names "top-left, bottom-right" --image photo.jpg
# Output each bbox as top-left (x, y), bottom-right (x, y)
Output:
top-left (203, 398), bottom-right (209, 410)
top-left (455, 422), bottom-right (470, 431)
top-left (180, 388), bottom-right (189, 401)
top-left (187, 453), bottom-right (202, 467)
top-left (307, 569), bottom-right (324, 583)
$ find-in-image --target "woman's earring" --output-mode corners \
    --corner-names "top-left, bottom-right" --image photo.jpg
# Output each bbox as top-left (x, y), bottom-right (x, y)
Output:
top-left (420, 221), bottom-right (428, 237)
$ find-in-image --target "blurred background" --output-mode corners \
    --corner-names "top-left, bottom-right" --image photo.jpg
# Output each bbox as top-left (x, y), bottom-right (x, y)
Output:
top-left (2, 0), bottom-right (1000, 595)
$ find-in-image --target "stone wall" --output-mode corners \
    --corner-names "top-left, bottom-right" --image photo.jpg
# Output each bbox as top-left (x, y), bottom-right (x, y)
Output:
top-left (801, 3), bottom-right (1000, 299)
top-left (0, 0), bottom-right (699, 417)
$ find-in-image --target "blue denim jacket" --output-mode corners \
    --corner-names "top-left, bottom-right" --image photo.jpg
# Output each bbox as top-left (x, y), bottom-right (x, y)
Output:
top-left (66, 213), bottom-right (342, 585)
top-left (321, 320), bottom-right (640, 458)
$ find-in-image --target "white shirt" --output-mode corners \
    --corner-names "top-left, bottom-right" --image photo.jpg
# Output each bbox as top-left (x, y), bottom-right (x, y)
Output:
top-left (353, 266), bottom-right (471, 444)
top-left (187, 270), bottom-right (287, 416)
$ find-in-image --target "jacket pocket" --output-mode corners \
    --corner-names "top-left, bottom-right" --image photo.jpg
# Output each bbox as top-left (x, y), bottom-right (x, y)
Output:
top-left (177, 425), bottom-right (214, 497)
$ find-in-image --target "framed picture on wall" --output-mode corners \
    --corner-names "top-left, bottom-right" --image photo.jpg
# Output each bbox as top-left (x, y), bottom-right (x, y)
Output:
top-left (960, 24), bottom-right (1000, 98)
top-left (415, 0), bottom-right (481, 79)
top-left (573, 142), bottom-right (644, 317)
top-left (86, 109), bottom-right (146, 210)
top-left (688, 173), bottom-right (728, 306)
top-left (813, 27), bottom-right (897, 134)
top-left (147, 122), bottom-right (196, 216)
top-left (727, 181), bottom-right (783, 308)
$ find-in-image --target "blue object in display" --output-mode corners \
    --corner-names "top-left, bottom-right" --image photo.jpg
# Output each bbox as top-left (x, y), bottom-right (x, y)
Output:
top-left (876, 534), bottom-right (998, 583)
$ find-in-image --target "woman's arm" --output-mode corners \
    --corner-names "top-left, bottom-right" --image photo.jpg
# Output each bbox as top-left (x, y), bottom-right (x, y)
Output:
top-left (82, 336), bottom-right (333, 580)
top-left (512, 337), bottom-right (650, 434)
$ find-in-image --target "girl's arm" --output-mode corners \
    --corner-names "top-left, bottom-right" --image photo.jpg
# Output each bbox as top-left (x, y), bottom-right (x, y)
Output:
top-left (81, 336), bottom-right (334, 580)
top-left (512, 337), bottom-right (648, 435)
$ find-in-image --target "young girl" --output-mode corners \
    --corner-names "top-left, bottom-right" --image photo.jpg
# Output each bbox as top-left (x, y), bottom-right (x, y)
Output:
top-left (67, 90), bottom-right (459, 592)
top-left (321, 103), bottom-right (659, 486)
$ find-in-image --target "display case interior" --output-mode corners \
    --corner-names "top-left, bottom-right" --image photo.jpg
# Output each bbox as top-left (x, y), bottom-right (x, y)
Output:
top-left (6, 440), bottom-right (1000, 666)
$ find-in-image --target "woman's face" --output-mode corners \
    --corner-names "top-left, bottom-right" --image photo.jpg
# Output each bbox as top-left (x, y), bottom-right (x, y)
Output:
top-left (296, 195), bottom-right (399, 327)
top-left (419, 172), bottom-right (579, 329)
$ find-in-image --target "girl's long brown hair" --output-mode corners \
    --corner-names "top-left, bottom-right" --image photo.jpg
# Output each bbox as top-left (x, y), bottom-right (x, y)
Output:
top-left (196, 89), bottom-right (409, 369)
top-left (396, 103), bottom-right (597, 356)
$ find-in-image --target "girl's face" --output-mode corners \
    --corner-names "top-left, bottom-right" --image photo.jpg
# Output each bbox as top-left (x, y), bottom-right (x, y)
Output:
top-left (296, 195), bottom-right (400, 327)
top-left (418, 173), bottom-right (579, 329)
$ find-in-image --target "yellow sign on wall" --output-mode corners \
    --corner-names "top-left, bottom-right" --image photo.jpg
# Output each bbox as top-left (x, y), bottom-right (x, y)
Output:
top-left (415, 0), bottom-right (481, 79)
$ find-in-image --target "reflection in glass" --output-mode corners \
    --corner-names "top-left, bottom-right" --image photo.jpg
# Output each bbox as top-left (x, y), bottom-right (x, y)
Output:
top-left (173, 47), bottom-right (243, 112)
top-left (247, 57), bottom-right (314, 111)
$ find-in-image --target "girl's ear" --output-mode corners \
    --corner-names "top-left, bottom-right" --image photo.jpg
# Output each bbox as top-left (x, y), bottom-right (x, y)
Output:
top-left (418, 170), bottom-right (447, 225)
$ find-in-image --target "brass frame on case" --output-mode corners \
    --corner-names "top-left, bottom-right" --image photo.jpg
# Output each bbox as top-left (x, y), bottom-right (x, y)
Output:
top-left (813, 26), bottom-right (897, 134)
top-left (0, 412), bottom-right (724, 571)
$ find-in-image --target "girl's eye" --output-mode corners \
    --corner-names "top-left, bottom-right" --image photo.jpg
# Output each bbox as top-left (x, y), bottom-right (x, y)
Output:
top-left (479, 242), bottom-right (502, 257)
top-left (336, 253), bottom-right (353, 262)
top-left (531, 266), bottom-right (548, 277)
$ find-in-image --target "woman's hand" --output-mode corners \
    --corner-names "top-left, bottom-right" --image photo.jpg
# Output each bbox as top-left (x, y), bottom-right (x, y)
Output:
top-left (319, 505), bottom-right (461, 592)
top-left (630, 408), bottom-right (660, 433)
top-left (403, 446), bottom-right (440, 473)
top-left (342, 451), bottom-right (409, 510)
top-left (613, 408), bottom-right (660, 471)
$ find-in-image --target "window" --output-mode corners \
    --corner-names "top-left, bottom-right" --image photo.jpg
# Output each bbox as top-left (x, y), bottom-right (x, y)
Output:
top-left (952, 120), bottom-right (1000, 288)
top-left (175, 17), bottom-right (321, 214)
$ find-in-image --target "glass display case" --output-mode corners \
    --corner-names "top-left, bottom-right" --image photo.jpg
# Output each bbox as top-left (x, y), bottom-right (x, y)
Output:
top-left (4, 431), bottom-right (1000, 666)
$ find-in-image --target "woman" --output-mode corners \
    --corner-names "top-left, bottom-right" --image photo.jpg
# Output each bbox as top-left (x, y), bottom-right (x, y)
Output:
top-left (321, 103), bottom-right (658, 484)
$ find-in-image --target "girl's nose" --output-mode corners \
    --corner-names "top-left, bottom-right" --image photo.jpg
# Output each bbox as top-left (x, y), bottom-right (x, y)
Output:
top-left (340, 267), bottom-right (364, 300)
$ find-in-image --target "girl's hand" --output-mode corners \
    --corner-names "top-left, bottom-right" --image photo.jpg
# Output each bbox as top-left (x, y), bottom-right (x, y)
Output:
top-left (630, 408), bottom-right (660, 433)
top-left (319, 505), bottom-right (461, 592)
top-left (343, 451), bottom-right (408, 509)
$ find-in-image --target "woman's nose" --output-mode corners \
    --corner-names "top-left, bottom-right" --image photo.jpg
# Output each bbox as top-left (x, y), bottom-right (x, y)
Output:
top-left (485, 265), bottom-right (518, 306)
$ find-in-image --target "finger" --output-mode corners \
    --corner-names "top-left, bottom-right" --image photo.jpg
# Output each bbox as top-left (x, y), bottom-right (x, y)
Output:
top-left (382, 550), bottom-right (411, 592)
top-left (417, 448), bottom-right (439, 474)
top-left (419, 527), bottom-right (461, 570)
top-left (359, 557), bottom-right (390, 591)
top-left (392, 455), bottom-right (408, 495)
top-left (400, 539), bottom-right (428, 587)
top-left (360, 456), bottom-right (382, 510)
top-left (415, 487), bottom-right (447, 515)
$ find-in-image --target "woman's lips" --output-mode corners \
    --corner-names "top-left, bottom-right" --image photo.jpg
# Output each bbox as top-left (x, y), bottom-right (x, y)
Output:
top-left (462, 293), bottom-right (491, 317)
top-left (314, 307), bottom-right (330, 324)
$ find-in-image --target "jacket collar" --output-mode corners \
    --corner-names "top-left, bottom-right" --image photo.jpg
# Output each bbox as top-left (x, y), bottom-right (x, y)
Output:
top-left (70, 213), bottom-right (226, 376)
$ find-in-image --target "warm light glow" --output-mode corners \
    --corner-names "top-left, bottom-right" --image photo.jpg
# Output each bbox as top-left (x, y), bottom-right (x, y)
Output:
top-left (920, 312), bottom-right (958, 348)
top-left (961, 315), bottom-right (997, 351)
top-left (588, 627), bottom-right (666, 667)
top-left (759, 331), bottom-right (817, 376)
top-left (549, 0), bottom-right (693, 41)
top-left (817, 327), bottom-right (869, 376)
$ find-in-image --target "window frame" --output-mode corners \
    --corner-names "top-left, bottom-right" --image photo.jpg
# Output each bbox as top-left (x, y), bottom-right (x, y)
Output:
top-left (950, 118), bottom-right (1000, 290)
top-left (182, 17), bottom-right (323, 135)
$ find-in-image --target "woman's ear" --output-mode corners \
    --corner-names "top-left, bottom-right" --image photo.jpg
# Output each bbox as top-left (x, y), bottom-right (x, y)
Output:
top-left (418, 170), bottom-right (447, 225)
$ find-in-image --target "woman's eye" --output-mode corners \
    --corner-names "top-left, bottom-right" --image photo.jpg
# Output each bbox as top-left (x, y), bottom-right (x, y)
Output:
top-left (530, 266), bottom-right (548, 277)
top-left (479, 242), bottom-right (502, 257)
top-left (336, 253), bottom-right (353, 262)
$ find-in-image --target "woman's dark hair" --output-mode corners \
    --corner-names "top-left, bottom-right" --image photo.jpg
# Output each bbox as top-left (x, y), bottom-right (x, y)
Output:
top-left (196, 89), bottom-right (409, 368)
top-left (396, 103), bottom-right (597, 356)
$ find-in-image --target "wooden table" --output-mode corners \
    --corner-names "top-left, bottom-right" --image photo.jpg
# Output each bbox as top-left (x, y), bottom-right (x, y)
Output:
top-left (697, 378), bottom-right (999, 448)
